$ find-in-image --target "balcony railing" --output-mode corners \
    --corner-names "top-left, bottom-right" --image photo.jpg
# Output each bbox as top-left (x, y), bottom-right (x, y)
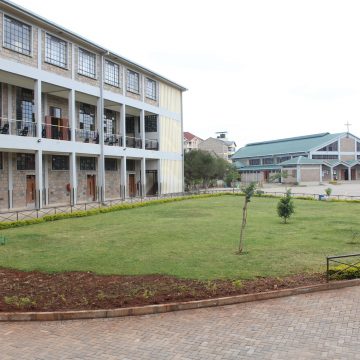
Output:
top-left (145, 139), bottom-right (159, 151)
top-left (0, 119), bottom-right (37, 137)
top-left (76, 129), bottom-right (99, 144)
top-left (42, 122), bottom-right (71, 141)
top-left (104, 134), bottom-right (122, 146)
top-left (126, 136), bottom-right (142, 149)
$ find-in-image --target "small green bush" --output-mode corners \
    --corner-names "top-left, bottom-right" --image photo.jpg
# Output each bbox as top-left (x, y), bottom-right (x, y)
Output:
top-left (328, 264), bottom-right (360, 280)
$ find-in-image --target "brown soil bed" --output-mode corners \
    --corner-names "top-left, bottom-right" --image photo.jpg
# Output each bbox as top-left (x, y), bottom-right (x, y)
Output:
top-left (0, 269), bottom-right (326, 312)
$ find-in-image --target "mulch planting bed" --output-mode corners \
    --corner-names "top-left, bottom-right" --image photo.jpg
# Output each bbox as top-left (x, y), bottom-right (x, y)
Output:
top-left (0, 269), bottom-right (326, 312)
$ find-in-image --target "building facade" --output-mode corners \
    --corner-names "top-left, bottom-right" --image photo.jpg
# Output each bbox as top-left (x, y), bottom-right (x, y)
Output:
top-left (232, 132), bottom-right (360, 184)
top-left (199, 134), bottom-right (236, 162)
top-left (0, 1), bottom-right (186, 211)
top-left (183, 132), bottom-right (203, 152)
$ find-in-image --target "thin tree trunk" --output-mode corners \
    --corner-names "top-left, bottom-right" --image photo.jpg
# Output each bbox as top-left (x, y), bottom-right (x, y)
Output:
top-left (238, 201), bottom-right (248, 253)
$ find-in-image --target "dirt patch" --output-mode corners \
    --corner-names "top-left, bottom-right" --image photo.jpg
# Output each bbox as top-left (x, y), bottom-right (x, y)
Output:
top-left (0, 269), bottom-right (326, 312)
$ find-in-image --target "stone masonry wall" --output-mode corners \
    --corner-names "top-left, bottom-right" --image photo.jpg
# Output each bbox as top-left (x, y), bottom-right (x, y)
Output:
top-left (11, 153), bottom-right (35, 209)
top-left (340, 137), bottom-right (355, 153)
top-left (105, 168), bottom-right (121, 199)
top-left (46, 156), bottom-right (70, 205)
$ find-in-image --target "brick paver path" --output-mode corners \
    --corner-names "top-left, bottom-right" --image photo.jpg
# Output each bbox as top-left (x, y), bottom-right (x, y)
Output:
top-left (2, 286), bottom-right (360, 359)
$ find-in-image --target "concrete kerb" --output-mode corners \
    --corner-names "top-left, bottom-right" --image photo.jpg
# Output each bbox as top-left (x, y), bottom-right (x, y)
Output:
top-left (1, 278), bottom-right (360, 322)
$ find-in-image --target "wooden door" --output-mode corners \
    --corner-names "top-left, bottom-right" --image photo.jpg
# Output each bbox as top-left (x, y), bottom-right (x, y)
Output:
top-left (26, 175), bottom-right (36, 205)
top-left (351, 169), bottom-right (356, 180)
top-left (61, 118), bottom-right (69, 140)
top-left (87, 175), bottom-right (96, 201)
top-left (128, 174), bottom-right (136, 197)
top-left (44, 115), bottom-right (52, 138)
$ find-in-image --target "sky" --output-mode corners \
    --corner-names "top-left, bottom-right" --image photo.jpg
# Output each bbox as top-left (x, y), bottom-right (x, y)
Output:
top-left (10, 0), bottom-right (360, 147)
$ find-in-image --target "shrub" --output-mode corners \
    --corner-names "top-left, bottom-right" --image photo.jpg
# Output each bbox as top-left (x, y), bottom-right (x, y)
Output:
top-left (277, 190), bottom-right (295, 223)
top-left (328, 264), bottom-right (360, 280)
top-left (325, 188), bottom-right (332, 196)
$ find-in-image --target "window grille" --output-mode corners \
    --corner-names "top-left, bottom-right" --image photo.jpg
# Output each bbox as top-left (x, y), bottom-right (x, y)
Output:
top-left (146, 78), bottom-right (156, 100)
top-left (16, 153), bottom-right (35, 170)
top-left (105, 158), bottom-right (117, 171)
top-left (104, 109), bottom-right (116, 136)
top-left (4, 15), bottom-right (31, 55)
top-left (79, 103), bottom-right (96, 132)
top-left (126, 70), bottom-right (139, 93)
top-left (145, 115), bottom-right (157, 132)
top-left (78, 48), bottom-right (96, 78)
top-left (52, 155), bottom-right (69, 170)
top-left (105, 60), bottom-right (119, 87)
top-left (80, 157), bottom-right (96, 171)
top-left (45, 33), bottom-right (67, 68)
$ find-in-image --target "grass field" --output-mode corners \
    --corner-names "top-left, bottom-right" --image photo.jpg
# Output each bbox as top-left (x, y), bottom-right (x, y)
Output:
top-left (0, 196), bottom-right (359, 280)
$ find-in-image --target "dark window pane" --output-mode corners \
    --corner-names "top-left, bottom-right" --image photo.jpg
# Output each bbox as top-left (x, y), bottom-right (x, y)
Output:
top-left (52, 155), bottom-right (69, 170)
top-left (80, 157), bottom-right (96, 170)
top-left (16, 153), bottom-right (35, 170)
top-left (105, 60), bottom-right (119, 87)
top-left (105, 158), bottom-right (117, 171)
top-left (126, 70), bottom-right (139, 93)
top-left (78, 48), bottom-right (96, 78)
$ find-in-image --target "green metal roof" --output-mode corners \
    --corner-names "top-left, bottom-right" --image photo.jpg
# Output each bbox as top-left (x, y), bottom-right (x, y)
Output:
top-left (279, 156), bottom-right (325, 166)
top-left (232, 132), bottom-right (345, 159)
top-left (236, 164), bottom-right (281, 171)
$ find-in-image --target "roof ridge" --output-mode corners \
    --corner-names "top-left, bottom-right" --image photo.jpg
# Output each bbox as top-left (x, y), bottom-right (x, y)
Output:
top-left (246, 133), bottom-right (330, 147)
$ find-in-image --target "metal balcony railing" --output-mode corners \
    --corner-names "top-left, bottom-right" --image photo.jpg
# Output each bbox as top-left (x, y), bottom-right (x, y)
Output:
top-left (42, 122), bottom-right (71, 141)
top-left (104, 134), bottom-right (122, 146)
top-left (76, 129), bottom-right (99, 144)
top-left (126, 136), bottom-right (142, 149)
top-left (145, 139), bottom-right (159, 151)
top-left (0, 119), bottom-right (37, 137)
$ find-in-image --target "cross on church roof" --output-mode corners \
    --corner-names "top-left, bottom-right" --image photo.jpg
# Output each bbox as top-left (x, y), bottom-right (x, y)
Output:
top-left (344, 121), bottom-right (352, 133)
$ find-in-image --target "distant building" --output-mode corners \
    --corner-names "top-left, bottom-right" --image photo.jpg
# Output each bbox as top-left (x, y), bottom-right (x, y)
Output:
top-left (199, 132), bottom-right (236, 162)
top-left (232, 132), bottom-right (360, 184)
top-left (183, 132), bottom-right (203, 152)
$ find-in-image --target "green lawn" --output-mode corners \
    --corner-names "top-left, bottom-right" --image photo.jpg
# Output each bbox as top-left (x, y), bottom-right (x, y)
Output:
top-left (0, 196), bottom-right (359, 280)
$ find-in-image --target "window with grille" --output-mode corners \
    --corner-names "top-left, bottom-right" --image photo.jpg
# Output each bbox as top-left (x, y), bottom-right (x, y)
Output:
top-left (126, 70), bottom-right (139, 93)
top-left (79, 103), bottom-right (96, 132)
top-left (357, 142), bottom-right (360, 152)
top-left (16, 88), bottom-right (34, 129)
top-left (105, 158), bottom-right (117, 171)
top-left (126, 116), bottom-right (135, 133)
top-left (80, 157), bottom-right (96, 171)
top-left (105, 60), bottom-right (119, 87)
top-left (146, 78), bottom-right (156, 100)
top-left (16, 153), bottom-right (35, 170)
top-left (52, 155), bottom-right (69, 170)
top-left (145, 115), bottom-right (157, 132)
top-left (78, 48), bottom-right (96, 78)
top-left (312, 155), bottom-right (339, 160)
top-left (45, 33), bottom-right (67, 68)
top-left (318, 141), bottom-right (338, 152)
top-left (276, 156), bottom-right (291, 163)
top-left (104, 109), bottom-right (116, 136)
top-left (249, 159), bottom-right (260, 165)
top-left (262, 158), bottom-right (274, 165)
top-left (3, 15), bottom-right (31, 55)
top-left (126, 159), bottom-right (135, 171)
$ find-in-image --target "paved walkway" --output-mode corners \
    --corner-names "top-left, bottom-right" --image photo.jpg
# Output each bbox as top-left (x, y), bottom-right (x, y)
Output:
top-left (2, 286), bottom-right (360, 359)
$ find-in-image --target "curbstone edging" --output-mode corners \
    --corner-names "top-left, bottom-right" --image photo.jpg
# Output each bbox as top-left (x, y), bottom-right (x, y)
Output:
top-left (1, 278), bottom-right (360, 322)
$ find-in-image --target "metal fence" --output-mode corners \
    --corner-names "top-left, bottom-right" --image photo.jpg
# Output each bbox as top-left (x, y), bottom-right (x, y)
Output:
top-left (326, 254), bottom-right (360, 282)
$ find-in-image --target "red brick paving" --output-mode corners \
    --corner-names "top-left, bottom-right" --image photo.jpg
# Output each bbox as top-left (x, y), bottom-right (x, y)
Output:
top-left (2, 286), bottom-right (360, 359)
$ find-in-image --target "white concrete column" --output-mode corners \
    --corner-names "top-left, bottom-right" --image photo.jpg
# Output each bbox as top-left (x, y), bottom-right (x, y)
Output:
top-left (296, 165), bottom-right (301, 183)
top-left (44, 154), bottom-right (49, 205)
top-left (140, 109), bottom-right (145, 149)
top-left (141, 157), bottom-right (146, 197)
top-left (348, 167), bottom-right (352, 181)
top-left (35, 150), bottom-right (43, 209)
top-left (330, 167), bottom-right (334, 181)
top-left (70, 152), bottom-right (77, 205)
top-left (8, 153), bottom-right (13, 209)
top-left (157, 159), bottom-right (161, 195)
top-left (121, 156), bottom-right (127, 199)
top-left (97, 97), bottom-right (105, 202)
top-left (8, 85), bottom-right (12, 134)
top-left (34, 80), bottom-right (42, 138)
top-left (319, 165), bottom-right (323, 183)
top-left (121, 104), bottom-right (126, 147)
top-left (68, 89), bottom-right (76, 142)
